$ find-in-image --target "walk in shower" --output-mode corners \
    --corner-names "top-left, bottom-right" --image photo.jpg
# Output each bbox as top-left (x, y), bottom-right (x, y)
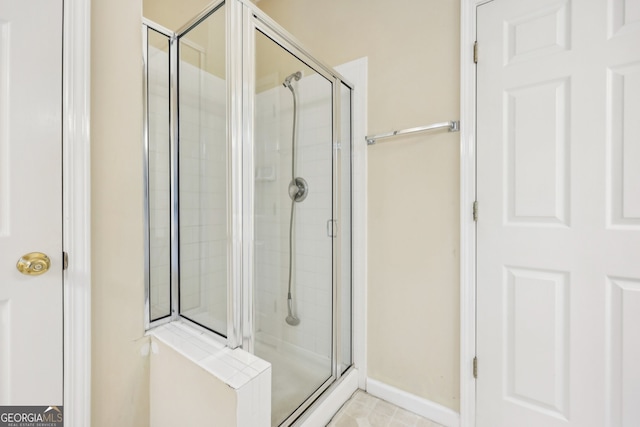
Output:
top-left (143, 1), bottom-right (353, 425)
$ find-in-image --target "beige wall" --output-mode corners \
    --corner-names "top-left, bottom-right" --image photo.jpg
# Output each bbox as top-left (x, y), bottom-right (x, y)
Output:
top-left (143, 0), bottom-right (211, 30)
top-left (257, 0), bottom-right (461, 411)
top-left (91, 0), bottom-right (149, 426)
top-left (150, 340), bottom-right (237, 427)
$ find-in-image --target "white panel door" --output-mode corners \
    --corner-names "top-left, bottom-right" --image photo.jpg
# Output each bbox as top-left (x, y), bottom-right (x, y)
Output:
top-left (477, 0), bottom-right (640, 426)
top-left (0, 0), bottom-right (63, 405)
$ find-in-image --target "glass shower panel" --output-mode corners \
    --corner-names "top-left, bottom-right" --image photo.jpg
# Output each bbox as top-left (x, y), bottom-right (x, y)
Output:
top-left (178, 4), bottom-right (228, 336)
top-left (254, 30), bottom-right (334, 426)
top-left (339, 82), bottom-right (352, 373)
top-left (146, 28), bottom-right (171, 322)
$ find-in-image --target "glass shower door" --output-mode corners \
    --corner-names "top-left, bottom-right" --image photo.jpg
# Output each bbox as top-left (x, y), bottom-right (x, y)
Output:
top-left (177, 3), bottom-right (228, 336)
top-left (253, 29), bottom-right (335, 426)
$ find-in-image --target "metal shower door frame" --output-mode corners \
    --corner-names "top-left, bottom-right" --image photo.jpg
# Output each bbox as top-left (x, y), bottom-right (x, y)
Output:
top-left (238, 2), bottom-right (355, 424)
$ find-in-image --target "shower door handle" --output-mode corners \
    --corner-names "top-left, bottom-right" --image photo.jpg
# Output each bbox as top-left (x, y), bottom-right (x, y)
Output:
top-left (327, 220), bottom-right (337, 238)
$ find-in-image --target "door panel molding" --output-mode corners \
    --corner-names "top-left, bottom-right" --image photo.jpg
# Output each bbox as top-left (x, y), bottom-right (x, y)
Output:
top-left (606, 62), bottom-right (640, 228)
top-left (605, 277), bottom-right (640, 426)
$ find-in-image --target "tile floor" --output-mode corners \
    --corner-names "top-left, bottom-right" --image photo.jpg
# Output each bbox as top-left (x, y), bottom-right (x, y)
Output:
top-left (326, 390), bottom-right (445, 427)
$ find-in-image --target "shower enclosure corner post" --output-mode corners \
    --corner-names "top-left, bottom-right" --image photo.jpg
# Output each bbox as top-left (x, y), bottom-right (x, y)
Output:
top-left (169, 33), bottom-right (180, 326)
top-left (331, 79), bottom-right (341, 381)
top-left (240, 1), bottom-right (257, 353)
top-left (227, 0), bottom-right (245, 349)
top-left (142, 22), bottom-right (151, 331)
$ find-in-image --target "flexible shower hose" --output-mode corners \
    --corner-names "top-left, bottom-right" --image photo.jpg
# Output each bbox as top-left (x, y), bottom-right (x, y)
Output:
top-left (286, 80), bottom-right (299, 324)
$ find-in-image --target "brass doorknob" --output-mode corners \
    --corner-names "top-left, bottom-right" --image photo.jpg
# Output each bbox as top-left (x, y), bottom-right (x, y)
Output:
top-left (16, 252), bottom-right (51, 276)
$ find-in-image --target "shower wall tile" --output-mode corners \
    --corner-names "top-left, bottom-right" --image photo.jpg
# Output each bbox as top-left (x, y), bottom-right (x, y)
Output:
top-left (172, 60), bottom-right (228, 331)
top-left (254, 74), bottom-right (334, 360)
top-left (149, 52), bottom-right (355, 351)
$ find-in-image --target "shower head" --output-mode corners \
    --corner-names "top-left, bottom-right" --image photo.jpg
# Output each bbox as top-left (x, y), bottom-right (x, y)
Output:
top-left (282, 71), bottom-right (302, 88)
top-left (286, 314), bottom-right (300, 326)
top-left (285, 293), bottom-right (300, 326)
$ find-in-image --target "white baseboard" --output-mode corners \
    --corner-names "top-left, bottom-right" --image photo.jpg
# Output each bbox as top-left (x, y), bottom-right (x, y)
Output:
top-left (366, 378), bottom-right (460, 427)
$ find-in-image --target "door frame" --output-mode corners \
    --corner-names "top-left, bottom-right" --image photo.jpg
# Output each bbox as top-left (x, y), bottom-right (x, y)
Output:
top-left (459, 1), bottom-right (492, 427)
top-left (62, 0), bottom-right (91, 425)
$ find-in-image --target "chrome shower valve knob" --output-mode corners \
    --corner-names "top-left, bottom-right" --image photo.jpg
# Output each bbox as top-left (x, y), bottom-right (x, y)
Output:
top-left (288, 177), bottom-right (309, 202)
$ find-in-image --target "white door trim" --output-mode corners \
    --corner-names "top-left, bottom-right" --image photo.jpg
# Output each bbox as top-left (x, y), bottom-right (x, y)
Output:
top-left (62, 0), bottom-right (91, 425)
top-left (459, 1), bottom-right (491, 427)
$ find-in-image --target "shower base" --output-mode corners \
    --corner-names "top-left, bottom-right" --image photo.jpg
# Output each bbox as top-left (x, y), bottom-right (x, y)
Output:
top-left (255, 338), bottom-right (330, 426)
